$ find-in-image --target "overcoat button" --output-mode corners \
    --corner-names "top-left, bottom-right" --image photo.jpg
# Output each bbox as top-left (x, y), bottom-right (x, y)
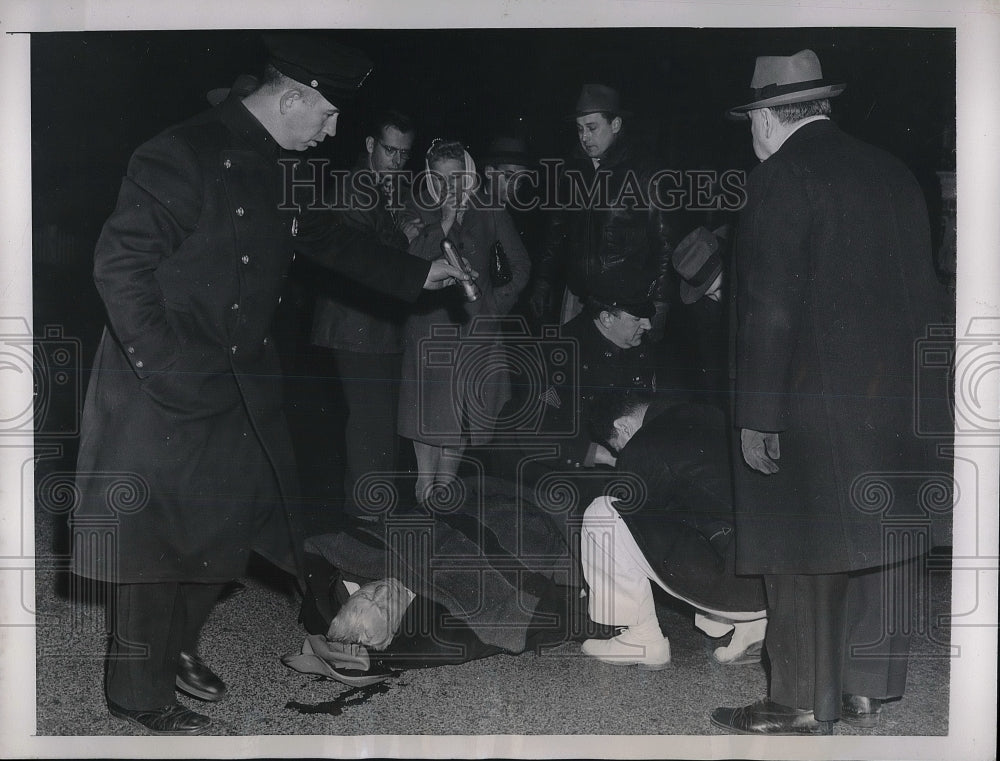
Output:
top-left (236, 207), bottom-right (245, 216)
top-left (231, 303), bottom-right (240, 311)
top-left (135, 360), bottom-right (144, 368)
top-left (241, 255), bottom-right (250, 265)
top-left (127, 346), bottom-right (135, 354)
top-left (263, 337), bottom-right (269, 345)
top-left (223, 159), bottom-right (232, 169)
top-left (231, 346), bottom-right (238, 354)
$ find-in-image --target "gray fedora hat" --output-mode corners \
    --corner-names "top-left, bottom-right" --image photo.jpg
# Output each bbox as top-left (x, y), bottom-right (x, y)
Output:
top-left (726, 49), bottom-right (845, 120)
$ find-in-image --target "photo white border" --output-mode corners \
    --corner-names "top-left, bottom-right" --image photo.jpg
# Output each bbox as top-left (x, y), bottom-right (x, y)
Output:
top-left (2, 1), bottom-right (997, 759)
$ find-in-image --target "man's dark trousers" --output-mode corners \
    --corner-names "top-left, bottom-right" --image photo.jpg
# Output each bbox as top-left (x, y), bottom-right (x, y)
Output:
top-left (764, 558), bottom-right (915, 722)
top-left (106, 582), bottom-right (224, 709)
top-left (331, 349), bottom-right (402, 518)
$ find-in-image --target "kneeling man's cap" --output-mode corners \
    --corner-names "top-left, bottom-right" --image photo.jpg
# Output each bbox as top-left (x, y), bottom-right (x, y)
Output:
top-left (263, 32), bottom-right (374, 108)
top-left (587, 266), bottom-right (657, 319)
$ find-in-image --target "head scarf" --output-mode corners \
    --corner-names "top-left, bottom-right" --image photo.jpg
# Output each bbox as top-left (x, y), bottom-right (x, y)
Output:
top-left (424, 142), bottom-right (478, 216)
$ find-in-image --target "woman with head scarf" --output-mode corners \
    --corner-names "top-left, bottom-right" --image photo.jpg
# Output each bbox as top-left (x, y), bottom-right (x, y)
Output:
top-left (398, 139), bottom-right (530, 505)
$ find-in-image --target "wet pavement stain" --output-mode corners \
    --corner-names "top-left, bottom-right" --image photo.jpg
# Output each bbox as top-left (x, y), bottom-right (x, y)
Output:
top-left (285, 680), bottom-right (394, 716)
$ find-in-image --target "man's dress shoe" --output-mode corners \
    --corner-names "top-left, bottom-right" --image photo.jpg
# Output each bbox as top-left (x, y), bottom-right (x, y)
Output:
top-left (711, 698), bottom-right (834, 735)
top-left (176, 651), bottom-right (227, 701)
top-left (841, 693), bottom-right (884, 728)
top-left (108, 701), bottom-right (211, 736)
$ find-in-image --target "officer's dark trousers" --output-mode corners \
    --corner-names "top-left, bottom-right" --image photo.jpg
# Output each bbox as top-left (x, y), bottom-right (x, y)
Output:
top-left (106, 582), bottom-right (224, 710)
top-left (764, 558), bottom-right (915, 722)
top-left (331, 349), bottom-right (401, 518)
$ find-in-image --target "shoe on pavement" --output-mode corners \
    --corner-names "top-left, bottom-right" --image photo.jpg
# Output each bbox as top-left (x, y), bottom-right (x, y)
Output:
top-left (581, 630), bottom-right (671, 670)
top-left (176, 651), bottom-right (227, 702)
top-left (108, 701), bottom-right (212, 736)
top-left (710, 698), bottom-right (833, 735)
top-left (841, 693), bottom-right (885, 728)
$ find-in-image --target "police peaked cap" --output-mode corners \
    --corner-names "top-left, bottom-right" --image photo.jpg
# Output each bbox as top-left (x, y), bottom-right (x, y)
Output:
top-left (263, 32), bottom-right (374, 108)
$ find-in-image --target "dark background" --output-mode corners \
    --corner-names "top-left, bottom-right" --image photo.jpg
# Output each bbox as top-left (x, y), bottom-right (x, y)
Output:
top-left (30, 27), bottom-right (956, 484)
top-left (32, 28), bottom-right (955, 237)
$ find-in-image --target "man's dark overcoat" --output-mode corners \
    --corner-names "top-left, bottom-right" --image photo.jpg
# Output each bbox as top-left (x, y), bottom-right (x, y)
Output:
top-left (733, 119), bottom-right (952, 576)
top-left (73, 98), bottom-right (429, 584)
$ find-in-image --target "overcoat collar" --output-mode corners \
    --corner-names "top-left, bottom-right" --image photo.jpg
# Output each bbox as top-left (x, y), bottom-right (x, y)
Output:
top-left (217, 97), bottom-right (282, 161)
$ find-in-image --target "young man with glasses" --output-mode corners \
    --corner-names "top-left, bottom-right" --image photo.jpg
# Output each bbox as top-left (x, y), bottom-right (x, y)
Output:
top-left (309, 110), bottom-right (419, 523)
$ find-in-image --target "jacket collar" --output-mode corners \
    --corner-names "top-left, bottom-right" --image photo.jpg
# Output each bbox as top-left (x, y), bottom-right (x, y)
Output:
top-left (574, 131), bottom-right (632, 170)
top-left (774, 117), bottom-right (836, 155)
top-left (217, 97), bottom-right (282, 161)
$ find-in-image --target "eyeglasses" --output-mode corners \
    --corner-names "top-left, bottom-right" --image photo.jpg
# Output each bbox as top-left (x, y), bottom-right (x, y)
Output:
top-left (378, 140), bottom-right (412, 162)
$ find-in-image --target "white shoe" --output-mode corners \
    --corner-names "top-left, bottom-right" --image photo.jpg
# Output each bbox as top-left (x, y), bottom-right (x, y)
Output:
top-left (581, 630), bottom-right (671, 670)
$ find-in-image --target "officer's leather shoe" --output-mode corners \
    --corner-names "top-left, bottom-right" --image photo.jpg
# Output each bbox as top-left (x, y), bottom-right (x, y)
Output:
top-left (841, 693), bottom-right (884, 728)
top-left (711, 698), bottom-right (834, 735)
top-left (108, 701), bottom-right (211, 735)
top-left (176, 651), bottom-right (227, 702)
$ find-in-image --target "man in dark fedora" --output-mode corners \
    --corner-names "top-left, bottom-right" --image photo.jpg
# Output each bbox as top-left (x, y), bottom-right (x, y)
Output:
top-left (73, 32), bottom-right (470, 735)
top-left (712, 49), bottom-right (951, 734)
top-left (530, 84), bottom-right (682, 340)
top-left (669, 225), bottom-right (730, 401)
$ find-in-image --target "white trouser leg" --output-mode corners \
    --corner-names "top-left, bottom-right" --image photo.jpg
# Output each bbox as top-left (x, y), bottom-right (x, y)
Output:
top-left (581, 496), bottom-right (658, 628)
top-left (580, 497), bottom-right (670, 667)
top-left (581, 496), bottom-right (766, 665)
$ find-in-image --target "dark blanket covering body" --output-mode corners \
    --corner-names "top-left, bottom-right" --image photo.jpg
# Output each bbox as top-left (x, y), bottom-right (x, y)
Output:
top-left (303, 477), bottom-right (579, 657)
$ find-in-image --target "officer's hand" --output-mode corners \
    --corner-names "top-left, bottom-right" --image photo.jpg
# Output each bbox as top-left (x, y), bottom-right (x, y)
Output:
top-left (424, 256), bottom-right (478, 290)
top-left (740, 428), bottom-right (780, 474)
top-left (401, 219), bottom-right (423, 243)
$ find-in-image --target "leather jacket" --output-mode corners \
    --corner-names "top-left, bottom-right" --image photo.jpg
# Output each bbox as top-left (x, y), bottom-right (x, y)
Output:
top-left (536, 135), bottom-right (682, 304)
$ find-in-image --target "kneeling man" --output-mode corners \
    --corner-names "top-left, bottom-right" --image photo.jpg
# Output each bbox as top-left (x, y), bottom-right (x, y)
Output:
top-left (579, 390), bottom-right (767, 668)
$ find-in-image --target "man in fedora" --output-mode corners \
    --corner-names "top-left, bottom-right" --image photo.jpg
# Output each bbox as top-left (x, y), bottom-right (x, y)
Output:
top-left (713, 49), bottom-right (951, 734)
top-left (530, 84), bottom-right (682, 340)
top-left (73, 32), bottom-right (470, 735)
top-left (669, 225), bottom-right (729, 401)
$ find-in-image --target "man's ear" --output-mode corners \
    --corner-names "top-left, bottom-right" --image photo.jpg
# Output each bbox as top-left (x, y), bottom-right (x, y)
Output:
top-left (599, 309), bottom-right (614, 326)
top-left (365, 136), bottom-right (375, 155)
top-left (760, 108), bottom-right (776, 138)
top-left (278, 88), bottom-right (304, 115)
top-left (611, 116), bottom-right (623, 134)
top-left (613, 416), bottom-right (632, 444)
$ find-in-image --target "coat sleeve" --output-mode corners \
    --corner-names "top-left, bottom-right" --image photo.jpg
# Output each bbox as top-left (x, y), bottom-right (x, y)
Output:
top-left (92, 133), bottom-right (203, 378)
top-left (294, 205), bottom-right (430, 303)
top-left (734, 160), bottom-right (812, 433)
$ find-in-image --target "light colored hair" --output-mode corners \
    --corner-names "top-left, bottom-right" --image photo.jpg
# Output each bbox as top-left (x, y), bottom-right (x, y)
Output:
top-left (770, 98), bottom-right (831, 124)
top-left (326, 578), bottom-right (413, 651)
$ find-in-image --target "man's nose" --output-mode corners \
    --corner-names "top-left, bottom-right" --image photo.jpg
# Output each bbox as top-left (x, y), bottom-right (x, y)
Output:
top-left (323, 117), bottom-right (338, 137)
top-left (638, 318), bottom-right (652, 330)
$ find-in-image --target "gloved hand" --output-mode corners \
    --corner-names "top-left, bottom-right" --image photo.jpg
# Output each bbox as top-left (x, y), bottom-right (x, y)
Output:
top-left (740, 428), bottom-right (780, 474)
